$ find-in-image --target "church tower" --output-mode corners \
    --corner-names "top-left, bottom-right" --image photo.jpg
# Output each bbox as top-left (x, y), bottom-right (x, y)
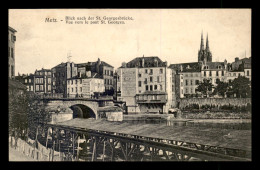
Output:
top-left (198, 32), bottom-right (212, 63)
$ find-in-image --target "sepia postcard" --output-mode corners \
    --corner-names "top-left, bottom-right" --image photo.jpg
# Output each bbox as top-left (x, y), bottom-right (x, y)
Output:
top-left (8, 9), bottom-right (251, 162)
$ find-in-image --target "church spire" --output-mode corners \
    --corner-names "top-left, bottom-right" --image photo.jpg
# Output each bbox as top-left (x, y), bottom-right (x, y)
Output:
top-left (206, 33), bottom-right (209, 51)
top-left (200, 31), bottom-right (204, 50)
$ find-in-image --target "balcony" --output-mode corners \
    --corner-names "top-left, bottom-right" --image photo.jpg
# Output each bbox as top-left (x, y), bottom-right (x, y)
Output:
top-left (136, 91), bottom-right (167, 104)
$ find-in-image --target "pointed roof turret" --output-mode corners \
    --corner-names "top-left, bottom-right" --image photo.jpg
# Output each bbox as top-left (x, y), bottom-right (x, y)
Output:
top-left (200, 31), bottom-right (204, 50)
top-left (206, 33), bottom-right (210, 51)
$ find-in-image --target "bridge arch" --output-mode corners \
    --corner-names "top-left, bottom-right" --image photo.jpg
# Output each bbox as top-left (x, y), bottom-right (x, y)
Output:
top-left (70, 104), bottom-right (96, 119)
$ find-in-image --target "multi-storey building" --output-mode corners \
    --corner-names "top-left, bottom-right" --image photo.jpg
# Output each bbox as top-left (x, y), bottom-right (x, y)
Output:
top-left (51, 62), bottom-right (78, 97)
top-left (8, 26), bottom-right (17, 79)
top-left (227, 57), bottom-right (251, 81)
top-left (76, 58), bottom-right (114, 95)
top-left (15, 74), bottom-right (34, 92)
top-left (34, 68), bottom-right (52, 94)
top-left (200, 61), bottom-right (228, 86)
top-left (116, 56), bottom-right (173, 114)
top-left (169, 62), bottom-right (202, 98)
top-left (67, 72), bottom-right (105, 98)
top-left (170, 33), bottom-right (230, 98)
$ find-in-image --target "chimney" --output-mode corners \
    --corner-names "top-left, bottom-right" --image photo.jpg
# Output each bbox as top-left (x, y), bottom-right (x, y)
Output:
top-left (180, 65), bottom-right (183, 72)
top-left (235, 57), bottom-right (239, 62)
top-left (142, 55), bottom-right (145, 67)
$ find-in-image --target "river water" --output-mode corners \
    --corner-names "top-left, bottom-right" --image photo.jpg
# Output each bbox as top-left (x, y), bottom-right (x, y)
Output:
top-left (123, 119), bottom-right (251, 130)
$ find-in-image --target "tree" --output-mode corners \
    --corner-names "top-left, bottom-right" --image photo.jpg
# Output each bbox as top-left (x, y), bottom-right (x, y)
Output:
top-left (230, 76), bottom-right (251, 98)
top-left (213, 81), bottom-right (229, 97)
top-left (195, 79), bottom-right (214, 97)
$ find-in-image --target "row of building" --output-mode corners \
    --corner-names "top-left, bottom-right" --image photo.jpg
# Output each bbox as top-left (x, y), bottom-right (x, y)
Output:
top-left (9, 25), bottom-right (251, 114)
top-left (15, 58), bottom-right (114, 98)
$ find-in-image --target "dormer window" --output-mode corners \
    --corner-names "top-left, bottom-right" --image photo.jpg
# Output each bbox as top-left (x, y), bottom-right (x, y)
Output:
top-left (218, 65), bottom-right (222, 69)
top-left (204, 66), bottom-right (209, 69)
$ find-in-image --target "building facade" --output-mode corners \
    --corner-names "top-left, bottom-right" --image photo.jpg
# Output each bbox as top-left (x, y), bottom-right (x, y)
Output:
top-left (15, 74), bottom-right (34, 92)
top-left (77, 58), bottom-right (114, 95)
top-left (116, 56), bottom-right (173, 114)
top-left (67, 75), bottom-right (105, 98)
top-left (34, 69), bottom-right (52, 94)
top-left (8, 26), bottom-right (17, 79)
top-left (51, 62), bottom-right (78, 97)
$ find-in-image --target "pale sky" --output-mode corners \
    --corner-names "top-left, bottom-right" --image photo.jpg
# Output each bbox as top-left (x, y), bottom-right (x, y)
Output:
top-left (9, 9), bottom-right (251, 75)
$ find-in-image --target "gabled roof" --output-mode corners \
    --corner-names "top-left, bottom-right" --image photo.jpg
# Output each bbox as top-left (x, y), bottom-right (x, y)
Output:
top-left (169, 62), bottom-right (201, 72)
top-left (120, 56), bottom-right (167, 68)
top-left (101, 61), bottom-right (113, 68)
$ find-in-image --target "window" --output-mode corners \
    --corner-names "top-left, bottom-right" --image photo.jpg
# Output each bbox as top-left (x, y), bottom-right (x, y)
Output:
top-left (186, 80), bottom-right (188, 86)
top-left (48, 85), bottom-right (51, 91)
top-left (238, 73), bottom-right (241, 76)
top-left (247, 70), bottom-right (249, 76)
top-left (36, 85), bottom-right (39, 91)
top-left (150, 77), bottom-right (153, 82)
top-left (53, 81), bottom-right (55, 86)
top-left (185, 88), bottom-right (188, 94)
top-left (209, 71), bottom-right (212, 77)
top-left (25, 79), bottom-right (27, 83)
top-left (11, 65), bottom-right (14, 77)
top-left (40, 85), bottom-right (43, 91)
top-left (196, 80), bottom-right (199, 85)
top-left (233, 73), bottom-right (236, 76)
top-left (30, 86), bottom-right (33, 91)
top-left (204, 71), bottom-right (206, 77)
top-left (48, 78), bottom-right (51, 84)
top-left (29, 79), bottom-right (31, 83)
top-left (181, 89), bottom-right (183, 94)
top-left (190, 80), bottom-right (193, 85)
top-left (190, 88), bottom-right (193, 93)
top-left (146, 85), bottom-right (149, 91)
top-left (76, 80), bottom-right (78, 84)
top-left (138, 73), bottom-right (141, 78)
top-left (181, 82), bottom-right (183, 86)
top-left (157, 76), bottom-right (162, 83)
top-left (76, 87), bottom-right (78, 93)
top-left (138, 81), bottom-right (142, 87)
top-left (150, 69), bottom-right (153, 74)
top-left (222, 71), bottom-right (224, 76)
top-left (190, 73), bottom-right (193, 77)
top-left (145, 69), bottom-right (148, 73)
top-left (72, 88), bottom-right (74, 92)
top-left (150, 85), bottom-right (153, 91)
top-left (160, 69), bottom-right (163, 74)
top-left (154, 85), bottom-right (157, 90)
top-left (144, 78), bottom-right (148, 84)
top-left (216, 71), bottom-right (219, 76)
top-left (160, 85), bottom-right (163, 90)
top-left (80, 79), bottom-right (82, 84)
top-left (11, 48), bottom-right (14, 58)
top-left (80, 87), bottom-right (82, 92)
top-left (71, 80), bottom-right (73, 85)
top-left (8, 47), bottom-right (10, 58)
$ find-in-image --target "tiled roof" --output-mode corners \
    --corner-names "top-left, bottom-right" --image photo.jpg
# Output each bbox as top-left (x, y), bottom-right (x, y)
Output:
top-left (169, 62), bottom-right (201, 72)
top-left (120, 56), bottom-right (167, 68)
top-left (204, 62), bottom-right (225, 70)
top-left (67, 72), bottom-right (102, 80)
top-left (9, 26), bottom-right (17, 33)
top-left (8, 79), bottom-right (27, 90)
top-left (101, 61), bottom-right (113, 68)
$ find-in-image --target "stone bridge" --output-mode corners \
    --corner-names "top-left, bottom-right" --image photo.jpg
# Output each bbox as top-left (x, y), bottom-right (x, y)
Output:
top-left (41, 98), bottom-right (113, 120)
